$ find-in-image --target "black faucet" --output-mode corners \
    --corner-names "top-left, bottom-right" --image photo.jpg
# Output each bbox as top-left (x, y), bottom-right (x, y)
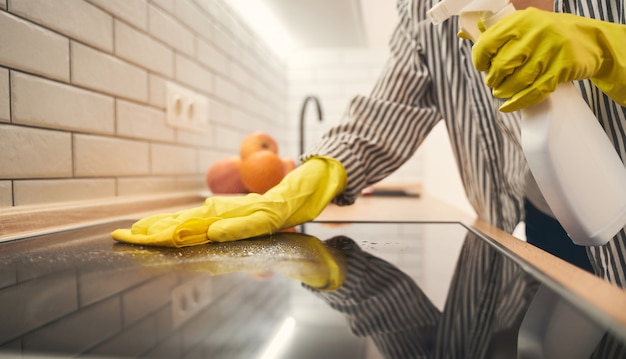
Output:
top-left (299, 95), bottom-right (323, 156)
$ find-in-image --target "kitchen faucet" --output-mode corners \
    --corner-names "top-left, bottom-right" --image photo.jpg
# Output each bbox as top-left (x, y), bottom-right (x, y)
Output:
top-left (299, 95), bottom-right (323, 156)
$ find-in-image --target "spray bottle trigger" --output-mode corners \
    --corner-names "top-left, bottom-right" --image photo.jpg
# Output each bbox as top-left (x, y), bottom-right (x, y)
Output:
top-left (458, 12), bottom-right (485, 41)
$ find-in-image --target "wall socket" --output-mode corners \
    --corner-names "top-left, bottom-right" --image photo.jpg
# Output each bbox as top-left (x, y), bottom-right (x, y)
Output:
top-left (171, 275), bottom-right (213, 328)
top-left (166, 82), bottom-right (210, 132)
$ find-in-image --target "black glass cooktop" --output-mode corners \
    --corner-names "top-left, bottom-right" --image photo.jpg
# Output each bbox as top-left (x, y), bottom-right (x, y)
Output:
top-left (0, 221), bottom-right (623, 358)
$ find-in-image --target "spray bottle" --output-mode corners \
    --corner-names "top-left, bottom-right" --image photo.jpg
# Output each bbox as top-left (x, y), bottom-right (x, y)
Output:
top-left (427, 0), bottom-right (626, 246)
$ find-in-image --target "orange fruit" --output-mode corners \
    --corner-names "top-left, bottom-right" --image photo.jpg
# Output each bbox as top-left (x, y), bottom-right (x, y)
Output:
top-left (282, 157), bottom-right (297, 174)
top-left (205, 157), bottom-right (248, 194)
top-left (239, 132), bottom-right (279, 159)
top-left (240, 150), bottom-right (285, 194)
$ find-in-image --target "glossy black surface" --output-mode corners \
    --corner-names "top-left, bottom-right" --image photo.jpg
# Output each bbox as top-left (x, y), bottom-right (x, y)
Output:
top-left (0, 221), bottom-right (620, 358)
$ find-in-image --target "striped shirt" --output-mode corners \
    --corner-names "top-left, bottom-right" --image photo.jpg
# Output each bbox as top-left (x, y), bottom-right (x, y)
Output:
top-left (305, 0), bottom-right (626, 288)
top-left (306, 1), bottom-right (626, 356)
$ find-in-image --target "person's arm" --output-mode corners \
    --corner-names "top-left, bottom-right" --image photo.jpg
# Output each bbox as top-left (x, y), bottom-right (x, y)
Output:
top-left (111, 1), bottom-right (442, 247)
top-left (302, 2), bottom-right (442, 205)
top-left (472, 7), bottom-right (626, 112)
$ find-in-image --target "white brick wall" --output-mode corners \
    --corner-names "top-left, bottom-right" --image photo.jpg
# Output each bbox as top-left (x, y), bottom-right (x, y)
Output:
top-left (0, 0), bottom-right (288, 207)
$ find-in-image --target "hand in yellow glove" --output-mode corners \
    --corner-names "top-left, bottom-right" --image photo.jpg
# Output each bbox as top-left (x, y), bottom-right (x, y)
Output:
top-left (472, 7), bottom-right (626, 112)
top-left (111, 156), bottom-right (346, 247)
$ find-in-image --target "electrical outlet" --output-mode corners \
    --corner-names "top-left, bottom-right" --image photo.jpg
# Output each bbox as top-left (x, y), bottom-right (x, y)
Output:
top-left (171, 276), bottom-right (213, 328)
top-left (166, 82), bottom-right (209, 132)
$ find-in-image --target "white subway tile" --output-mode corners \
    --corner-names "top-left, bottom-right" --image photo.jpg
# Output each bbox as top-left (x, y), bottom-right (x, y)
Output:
top-left (150, 143), bottom-right (196, 175)
top-left (174, 54), bottom-right (213, 94)
top-left (114, 20), bottom-right (173, 78)
top-left (74, 134), bottom-right (149, 176)
top-left (0, 68), bottom-right (8, 122)
top-left (13, 178), bottom-right (116, 206)
top-left (176, 174), bottom-right (204, 191)
top-left (176, 127), bottom-right (213, 147)
top-left (10, 0), bottom-right (113, 52)
top-left (196, 37), bottom-right (228, 76)
top-left (174, 0), bottom-right (213, 38)
top-left (87, 0), bottom-right (148, 31)
top-left (214, 76), bottom-right (239, 104)
top-left (0, 181), bottom-right (12, 207)
top-left (117, 176), bottom-right (178, 196)
top-left (71, 42), bottom-right (148, 102)
top-left (116, 99), bottom-right (174, 142)
top-left (315, 67), bottom-right (372, 82)
top-left (341, 49), bottom-right (389, 66)
top-left (0, 11), bottom-right (69, 82)
top-left (150, 0), bottom-right (174, 14)
top-left (288, 50), bottom-right (342, 68)
top-left (148, 73), bottom-right (167, 109)
top-left (0, 124), bottom-right (72, 178)
top-left (229, 62), bottom-right (251, 89)
top-left (148, 4), bottom-right (194, 57)
top-left (209, 98), bottom-right (230, 125)
top-left (11, 72), bottom-right (115, 134)
top-left (212, 122), bottom-right (244, 153)
top-left (212, 25), bottom-right (236, 59)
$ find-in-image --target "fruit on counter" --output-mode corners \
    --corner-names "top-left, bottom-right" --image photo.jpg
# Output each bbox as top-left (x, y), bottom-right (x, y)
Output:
top-left (240, 150), bottom-right (286, 194)
top-left (205, 132), bottom-right (299, 195)
top-left (239, 131), bottom-right (279, 159)
top-left (282, 157), bottom-right (297, 174)
top-left (205, 157), bottom-right (248, 194)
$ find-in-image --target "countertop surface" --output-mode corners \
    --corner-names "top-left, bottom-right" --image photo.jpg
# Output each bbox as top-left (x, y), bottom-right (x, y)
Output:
top-left (0, 193), bottom-right (625, 358)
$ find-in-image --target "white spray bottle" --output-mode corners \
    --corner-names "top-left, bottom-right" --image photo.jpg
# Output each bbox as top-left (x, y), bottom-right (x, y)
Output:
top-left (427, 0), bottom-right (626, 246)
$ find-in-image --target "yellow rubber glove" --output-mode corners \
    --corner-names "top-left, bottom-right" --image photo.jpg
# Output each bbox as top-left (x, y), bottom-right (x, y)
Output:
top-left (472, 7), bottom-right (626, 112)
top-left (111, 156), bottom-right (347, 247)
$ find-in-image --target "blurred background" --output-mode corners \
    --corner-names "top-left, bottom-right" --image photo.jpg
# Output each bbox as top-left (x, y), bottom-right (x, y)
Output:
top-left (0, 0), bottom-right (473, 216)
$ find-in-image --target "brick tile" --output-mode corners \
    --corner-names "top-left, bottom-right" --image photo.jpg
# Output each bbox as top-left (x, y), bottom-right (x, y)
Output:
top-left (0, 180), bottom-right (11, 207)
top-left (122, 274), bottom-right (178, 325)
top-left (71, 42), bottom-right (148, 102)
top-left (150, 143), bottom-right (197, 175)
top-left (87, 0), bottom-right (148, 30)
top-left (117, 176), bottom-right (178, 196)
top-left (196, 37), bottom-right (228, 76)
top-left (73, 134), bottom-right (149, 176)
top-left (87, 316), bottom-right (158, 357)
top-left (148, 4), bottom-right (194, 57)
top-left (0, 272), bottom-right (78, 344)
top-left (116, 99), bottom-right (174, 142)
top-left (10, 0), bottom-right (113, 52)
top-left (114, 20), bottom-right (173, 77)
top-left (174, 54), bottom-right (213, 94)
top-left (148, 73), bottom-right (167, 109)
top-left (79, 267), bottom-right (154, 307)
top-left (13, 178), bottom-right (116, 206)
top-left (0, 68), bottom-right (8, 122)
top-left (214, 76), bottom-right (239, 104)
top-left (22, 297), bottom-right (122, 355)
top-left (151, 0), bottom-right (174, 14)
top-left (173, 0), bottom-right (213, 38)
top-left (11, 72), bottom-right (115, 134)
top-left (0, 124), bottom-right (72, 179)
top-left (0, 11), bottom-right (69, 82)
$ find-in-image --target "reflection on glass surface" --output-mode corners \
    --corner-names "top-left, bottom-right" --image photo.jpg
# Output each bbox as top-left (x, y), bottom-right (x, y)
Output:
top-left (0, 221), bottom-right (623, 358)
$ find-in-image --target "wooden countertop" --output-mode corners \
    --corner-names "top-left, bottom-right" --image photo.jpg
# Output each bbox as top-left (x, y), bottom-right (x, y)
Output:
top-left (317, 193), bottom-right (475, 223)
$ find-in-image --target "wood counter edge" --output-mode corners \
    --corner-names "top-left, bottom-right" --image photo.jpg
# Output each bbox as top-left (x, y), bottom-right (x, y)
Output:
top-left (0, 191), bottom-right (209, 242)
top-left (469, 218), bottom-right (626, 335)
